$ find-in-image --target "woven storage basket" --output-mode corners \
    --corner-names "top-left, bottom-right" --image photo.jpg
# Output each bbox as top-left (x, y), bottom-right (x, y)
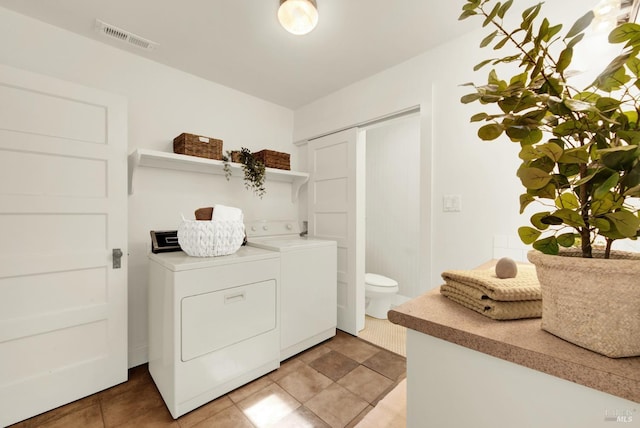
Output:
top-left (253, 149), bottom-right (290, 170)
top-left (229, 150), bottom-right (243, 163)
top-left (528, 249), bottom-right (640, 358)
top-left (173, 133), bottom-right (223, 160)
top-left (178, 219), bottom-right (244, 257)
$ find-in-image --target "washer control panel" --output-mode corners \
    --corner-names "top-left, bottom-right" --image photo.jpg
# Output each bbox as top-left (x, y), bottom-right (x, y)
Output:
top-left (245, 220), bottom-right (301, 238)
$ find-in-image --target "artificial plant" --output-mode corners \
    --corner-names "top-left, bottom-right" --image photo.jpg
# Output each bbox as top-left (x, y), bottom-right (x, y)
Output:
top-left (460, 0), bottom-right (640, 258)
top-left (222, 147), bottom-right (266, 198)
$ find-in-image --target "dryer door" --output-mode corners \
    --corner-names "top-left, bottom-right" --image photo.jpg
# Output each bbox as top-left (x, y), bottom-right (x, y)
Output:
top-left (181, 280), bottom-right (277, 362)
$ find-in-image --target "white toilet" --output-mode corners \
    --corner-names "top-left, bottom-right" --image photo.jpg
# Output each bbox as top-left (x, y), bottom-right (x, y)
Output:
top-left (365, 273), bottom-right (399, 319)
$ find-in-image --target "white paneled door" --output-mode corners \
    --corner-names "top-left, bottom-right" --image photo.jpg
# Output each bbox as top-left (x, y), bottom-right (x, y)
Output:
top-left (0, 65), bottom-right (128, 426)
top-left (307, 129), bottom-right (365, 336)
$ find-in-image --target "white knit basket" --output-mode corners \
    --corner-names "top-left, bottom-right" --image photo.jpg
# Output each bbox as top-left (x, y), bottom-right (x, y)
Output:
top-left (177, 219), bottom-right (245, 257)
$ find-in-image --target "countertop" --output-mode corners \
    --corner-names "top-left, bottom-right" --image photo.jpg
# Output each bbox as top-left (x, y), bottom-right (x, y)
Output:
top-left (388, 288), bottom-right (640, 404)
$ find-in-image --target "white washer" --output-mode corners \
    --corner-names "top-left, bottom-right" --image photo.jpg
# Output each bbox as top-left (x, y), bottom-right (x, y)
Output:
top-left (147, 246), bottom-right (280, 418)
top-left (246, 220), bottom-right (337, 361)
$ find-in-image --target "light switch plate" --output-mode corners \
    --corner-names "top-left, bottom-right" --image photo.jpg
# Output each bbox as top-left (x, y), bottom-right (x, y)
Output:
top-left (443, 194), bottom-right (462, 212)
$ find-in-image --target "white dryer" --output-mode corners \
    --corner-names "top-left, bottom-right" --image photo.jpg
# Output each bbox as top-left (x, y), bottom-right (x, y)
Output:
top-left (147, 246), bottom-right (280, 418)
top-left (246, 220), bottom-right (337, 361)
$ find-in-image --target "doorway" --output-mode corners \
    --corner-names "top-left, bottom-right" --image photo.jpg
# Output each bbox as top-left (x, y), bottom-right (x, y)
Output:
top-left (305, 108), bottom-right (421, 339)
top-left (362, 112), bottom-right (421, 304)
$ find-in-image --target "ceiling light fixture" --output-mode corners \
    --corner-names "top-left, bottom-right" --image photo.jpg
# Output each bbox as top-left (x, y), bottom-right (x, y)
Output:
top-left (278, 0), bottom-right (318, 35)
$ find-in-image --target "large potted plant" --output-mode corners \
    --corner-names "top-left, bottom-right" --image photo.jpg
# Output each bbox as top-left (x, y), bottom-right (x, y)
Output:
top-left (460, 0), bottom-right (640, 357)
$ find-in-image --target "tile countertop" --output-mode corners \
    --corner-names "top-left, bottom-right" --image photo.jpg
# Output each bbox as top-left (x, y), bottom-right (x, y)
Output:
top-left (388, 271), bottom-right (640, 404)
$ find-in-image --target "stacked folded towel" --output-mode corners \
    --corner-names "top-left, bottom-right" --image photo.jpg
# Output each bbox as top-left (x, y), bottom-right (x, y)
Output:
top-left (212, 204), bottom-right (244, 222)
top-left (439, 264), bottom-right (542, 320)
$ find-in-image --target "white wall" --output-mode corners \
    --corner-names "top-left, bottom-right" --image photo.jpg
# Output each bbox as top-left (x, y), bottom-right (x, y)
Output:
top-left (294, 0), bottom-right (611, 292)
top-left (0, 7), bottom-right (298, 367)
top-left (365, 114), bottom-right (420, 298)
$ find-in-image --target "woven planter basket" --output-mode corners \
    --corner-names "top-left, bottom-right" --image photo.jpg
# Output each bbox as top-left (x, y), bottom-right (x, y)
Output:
top-left (527, 249), bottom-right (640, 358)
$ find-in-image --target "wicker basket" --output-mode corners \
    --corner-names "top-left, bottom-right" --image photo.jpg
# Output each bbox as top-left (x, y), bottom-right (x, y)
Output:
top-left (229, 150), bottom-right (243, 163)
top-left (253, 149), bottom-right (290, 170)
top-left (528, 249), bottom-right (640, 358)
top-left (173, 133), bottom-right (223, 160)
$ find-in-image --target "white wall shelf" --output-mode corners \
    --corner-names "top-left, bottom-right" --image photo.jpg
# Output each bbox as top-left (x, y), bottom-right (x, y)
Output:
top-left (128, 148), bottom-right (309, 201)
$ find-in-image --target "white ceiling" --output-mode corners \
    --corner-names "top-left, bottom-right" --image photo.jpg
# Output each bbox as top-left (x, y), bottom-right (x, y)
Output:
top-left (0, 0), bottom-right (476, 109)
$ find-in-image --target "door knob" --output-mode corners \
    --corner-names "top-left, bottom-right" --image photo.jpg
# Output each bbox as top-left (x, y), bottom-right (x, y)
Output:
top-left (112, 248), bottom-right (123, 269)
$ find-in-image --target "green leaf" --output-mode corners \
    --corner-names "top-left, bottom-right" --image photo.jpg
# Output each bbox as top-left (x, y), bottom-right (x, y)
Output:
top-left (480, 30), bottom-right (499, 48)
top-left (567, 32), bottom-right (584, 48)
top-left (558, 147), bottom-right (589, 164)
top-left (624, 183), bottom-right (640, 197)
top-left (537, 142), bottom-right (563, 162)
top-left (459, 10), bottom-right (477, 20)
top-left (592, 55), bottom-right (632, 90)
top-left (627, 56), bottom-right (640, 78)
top-left (592, 217), bottom-right (611, 232)
top-left (533, 236), bottom-right (559, 255)
top-left (506, 126), bottom-right (530, 141)
top-left (599, 145), bottom-right (638, 170)
top-left (478, 123), bottom-right (504, 140)
top-left (608, 22), bottom-right (640, 43)
top-left (470, 112), bottom-right (489, 122)
top-left (531, 211), bottom-right (551, 229)
top-left (595, 97), bottom-right (621, 112)
top-left (462, 2), bottom-right (480, 12)
top-left (622, 162), bottom-right (640, 190)
top-left (566, 11), bottom-right (594, 39)
top-left (547, 24), bottom-right (563, 41)
top-left (594, 173), bottom-right (619, 200)
top-left (540, 214), bottom-right (563, 225)
top-left (497, 0), bottom-right (513, 19)
top-left (483, 2), bottom-right (502, 27)
top-left (605, 210), bottom-right (640, 237)
top-left (519, 193), bottom-right (535, 214)
top-left (534, 182), bottom-right (557, 199)
top-left (522, 129), bottom-right (543, 145)
top-left (519, 145), bottom-right (538, 161)
top-left (517, 167), bottom-right (552, 189)
top-left (592, 194), bottom-right (616, 216)
top-left (494, 36), bottom-right (510, 50)
top-left (518, 226), bottom-right (541, 244)
top-left (521, 3), bottom-right (542, 30)
top-left (473, 59), bottom-right (494, 71)
top-left (557, 233), bottom-right (576, 247)
top-left (461, 93), bottom-right (482, 104)
top-left (538, 18), bottom-right (550, 43)
top-left (556, 47), bottom-right (573, 74)
top-left (555, 192), bottom-right (579, 209)
top-left (554, 208), bottom-right (586, 228)
top-left (553, 120), bottom-right (583, 136)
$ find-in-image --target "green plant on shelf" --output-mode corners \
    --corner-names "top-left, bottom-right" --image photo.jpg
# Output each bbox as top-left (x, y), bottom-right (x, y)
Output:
top-left (222, 147), bottom-right (266, 198)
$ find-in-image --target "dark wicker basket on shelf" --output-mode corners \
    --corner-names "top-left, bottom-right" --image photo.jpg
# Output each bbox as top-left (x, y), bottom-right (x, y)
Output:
top-left (173, 133), bottom-right (223, 160)
top-left (229, 150), bottom-right (243, 163)
top-left (253, 149), bottom-right (290, 170)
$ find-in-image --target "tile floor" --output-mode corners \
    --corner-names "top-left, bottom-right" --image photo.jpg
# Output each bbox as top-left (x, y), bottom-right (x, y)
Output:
top-left (10, 330), bottom-right (406, 428)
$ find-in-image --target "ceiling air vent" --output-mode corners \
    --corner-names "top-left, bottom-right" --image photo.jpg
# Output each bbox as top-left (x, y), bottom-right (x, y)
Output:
top-left (94, 19), bottom-right (158, 51)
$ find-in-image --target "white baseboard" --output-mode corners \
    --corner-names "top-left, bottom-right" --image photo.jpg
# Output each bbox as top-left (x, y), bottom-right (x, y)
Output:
top-left (128, 344), bottom-right (148, 368)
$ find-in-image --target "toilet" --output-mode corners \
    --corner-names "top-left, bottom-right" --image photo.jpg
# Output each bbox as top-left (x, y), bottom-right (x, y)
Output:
top-left (365, 273), bottom-right (399, 319)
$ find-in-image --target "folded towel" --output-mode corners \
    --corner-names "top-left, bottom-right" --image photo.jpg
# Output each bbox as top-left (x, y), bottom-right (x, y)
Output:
top-left (213, 204), bottom-right (243, 222)
top-left (441, 264), bottom-right (541, 302)
top-left (440, 282), bottom-right (542, 320)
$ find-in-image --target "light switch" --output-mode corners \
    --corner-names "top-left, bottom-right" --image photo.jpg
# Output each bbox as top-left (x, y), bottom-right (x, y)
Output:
top-left (443, 194), bottom-right (462, 212)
